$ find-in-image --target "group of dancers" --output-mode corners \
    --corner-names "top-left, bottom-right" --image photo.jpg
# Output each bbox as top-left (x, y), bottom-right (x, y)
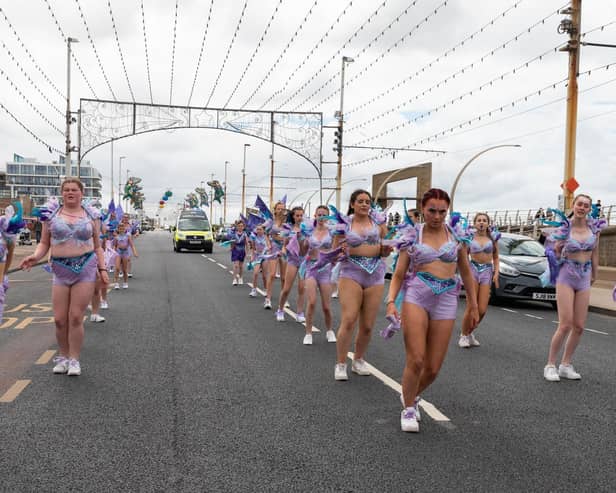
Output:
top-left (16, 178), bottom-right (140, 376)
top-left (221, 188), bottom-right (607, 433)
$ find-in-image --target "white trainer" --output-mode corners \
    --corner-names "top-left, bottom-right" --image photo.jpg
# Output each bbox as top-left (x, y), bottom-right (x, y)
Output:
top-left (276, 309), bottom-right (285, 322)
top-left (326, 330), bottom-right (337, 343)
top-left (113, 283), bottom-right (120, 290)
top-left (469, 333), bottom-right (481, 347)
top-left (296, 312), bottom-right (306, 323)
top-left (67, 359), bottom-right (81, 376)
top-left (334, 363), bottom-right (348, 381)
top-left (263, 298), bottom-right (272, 310)
top-left (331, 290), bottom-right (339, 299)
top-left (351, 358), bottom-right (371, 376)
top-left (122, 283), bottom-right (128, 289)
top-left (52, 356), bottom-right (69, 374)
top-left (232, 278), bottom-right (238, 286)
top-left (558, 364), bottom-right (581, 380)
top-left (249, 288), bottom-right (257, 297)
top-left (127, 272), bottom-right (133, 278)
top-left (401, 407), bottom-right (420, 433)
top-left (458, 335), bottom-right (471, 348)
top-left (89, 314), bottom-right (105, 323)
top-left (400, 393), bottom-right (422, 422)
top-left (543, 365), bottom-right (560, 382)
top-left (303, 334), bottom-right (313, 345)
top-left (100, 300), bottom-right (109, 309)
top-left (238, 278), bottom-right (243, 285)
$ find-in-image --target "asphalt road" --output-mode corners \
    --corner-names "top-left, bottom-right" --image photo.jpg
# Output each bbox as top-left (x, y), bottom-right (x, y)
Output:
top-left (1, 231), bottom-right (614, 492)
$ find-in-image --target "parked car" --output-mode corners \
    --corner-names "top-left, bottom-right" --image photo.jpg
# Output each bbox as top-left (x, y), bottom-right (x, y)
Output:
top-left (492, 232), bottom-right (556, 307)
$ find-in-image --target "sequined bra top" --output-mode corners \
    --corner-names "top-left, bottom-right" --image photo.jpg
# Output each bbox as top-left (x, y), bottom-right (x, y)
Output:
top-left (251, 234), bottom-right (267, 253)
top-left (412, 224), bottom-right (459, 265)
top-left (116, 233), bottom-right (130, 249)
top-left (49, 209), bottom-right (93, 246)
top-left (345, 217), bottom-right (381, 247)
top-left (469, 238), bottom-right (493, 254)
top-left (308, 230), bottom-right (332, 250)
top-left (563, 230), bottom-right (596, 254)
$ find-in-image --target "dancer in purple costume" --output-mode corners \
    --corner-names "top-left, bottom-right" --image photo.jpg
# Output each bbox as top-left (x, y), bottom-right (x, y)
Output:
top-left (20, 179), bottom-right (109, 376)
top-left (264, 201), bottom-right (287, 310)
top-left (113, 222), bottom-right (139, 289)
top-left (276, 207), bottom-right (307, 323)
top-left (0, 205), bottom-right (20, 323)
top-left (386, 188), bottom-right (478, 432)
top-left (301, 206), bottom-right (337, 345)
top-left (333, 190), bottom-right (392, 381)
top-left (230, 220), bottom-right (248, 286)
top-left (459, 213), bottom-right (500, 348)
top-left (248, 224), bottom-right (270, 297)
top-left (543, 194), bottom-right (606, 382)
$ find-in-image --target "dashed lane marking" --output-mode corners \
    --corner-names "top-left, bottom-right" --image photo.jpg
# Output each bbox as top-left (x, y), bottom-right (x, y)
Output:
top-left (0, 380), bottom-right (31, 403)
top-left (524, 314), bottom-right (544, 320)
top-left (216, 263), bottom-right (227, 269)
top-left (584, 328), bottom-right (609, 335)
top-left (35, 350), bottom-right (56, 365)
top-left (501, 308), bottom-right (517, 313)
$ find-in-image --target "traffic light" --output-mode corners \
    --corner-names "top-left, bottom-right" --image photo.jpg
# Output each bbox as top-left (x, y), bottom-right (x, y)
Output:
top-left (333, 125), bottom-right (343, 156)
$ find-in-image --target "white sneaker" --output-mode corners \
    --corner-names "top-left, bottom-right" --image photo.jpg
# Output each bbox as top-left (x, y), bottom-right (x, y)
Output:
top-left (238, 278), bottom-right (243, 285)
top-left (351, 358), bottom-right (371, 376)
top-left (558, 364), bottom-right (581, 380)
top-left (544, 365), bottom-right (560, 382)
top-left (401, 407), bottom-right (420, 433)
top-left (263, 298), bottom-right (272, 309)
top-left (331, 290), bottom-right (339, 299)
top-left (303, 334), bottom-right (313, 345)
top-left (249, 288), bottom-right (257, 297)
top-left (122, 283), bottom-right (128, 289)
top-left (296, 312), bottom-right (306, 323)
top-left (400, 393), bottom-right (421, 422)
top-left (276, 309), bottom-right (285, 322)
top-left (284, 301), bottom-right (290, 308)
top-left (458, 335), bottom-right (471, 348)
top-left (113, 283), bottom-right (120, 290)
top-left (334, 363), bottom-right (348, 381)
top-left (100, 300), bottom-right (109, 309)
top-left (67, 358), bottom-right (81, 376)
top-left (326, 330), bottom-right (337, 343)
top-left (89, 314), bottom-right (105, 323)
top-left (52, 356), bottom-right (69, 374)
top-left (469, 333), bottom-right (481, 347)
top-left (128, 272), bottom-right (133, 278)
top-left (232, 278), bottom-right (238, 286)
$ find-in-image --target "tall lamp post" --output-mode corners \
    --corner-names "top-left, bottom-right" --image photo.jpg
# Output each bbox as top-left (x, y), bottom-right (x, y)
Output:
top-left (449, 144), bottom-right (521, 212)
top-left (241, 143), bottom-right (251, 215)
top-left (118, 156), bottom-right (126, 207)
top-left (335, 55), bottom-right (354, 211)
top-left (224, 160), bottom-right (229, 224)
top-left (64, 37), bottom-right (79, 178)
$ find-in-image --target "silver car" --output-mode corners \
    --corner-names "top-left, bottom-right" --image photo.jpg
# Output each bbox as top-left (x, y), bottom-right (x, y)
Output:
top-left (492, 233), bottom-right (556, 307)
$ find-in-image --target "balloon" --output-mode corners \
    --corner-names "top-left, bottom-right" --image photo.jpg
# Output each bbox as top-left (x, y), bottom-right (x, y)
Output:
top-left (159, 200), bottom-right (165, 205)
top-left (163, 196), bottom-right (168, 201)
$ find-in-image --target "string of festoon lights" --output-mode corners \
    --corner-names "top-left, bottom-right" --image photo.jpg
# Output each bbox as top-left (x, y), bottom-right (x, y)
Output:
top-left (140, 0), bottom-right (155, 104)
top-left (186, 0), bottom-right (214, 107)
top-left (0, 101), bottom-right (64, 155)
top-left (169, 0), bottom-right (179, 105)
top-left (107, 0), bottom-right (136, 102)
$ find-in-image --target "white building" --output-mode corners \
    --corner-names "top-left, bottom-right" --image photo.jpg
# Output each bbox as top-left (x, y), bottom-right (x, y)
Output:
top-left (1, 154), bottom-right (103, 206)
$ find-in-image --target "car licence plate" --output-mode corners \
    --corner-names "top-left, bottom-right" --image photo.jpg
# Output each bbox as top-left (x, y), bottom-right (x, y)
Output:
top-left (189, 240), bottom-right (202, 244)
top-left (532, 292), bottom-right (556, 300)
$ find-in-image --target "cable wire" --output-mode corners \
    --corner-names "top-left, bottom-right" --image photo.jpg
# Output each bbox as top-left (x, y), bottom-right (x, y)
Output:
top-left (1, 40), bottom-right (64, 116)
top-left (74, 0), bottom-right (117, 99)
top-left (346, 0), bottom-right (525, 116)
top-left (0, 7), bottom-right (65, 99)
top-left (581, 19), bottom-right (616, 38)
top-left (0, 100), bottom-right (63, 154)
top-left (187, 0), bottom-right (215, 107)
top-left (222, 0), bottom-right (283, 108)
top-left (256, 0), bottom-right (354, 111)
top-left (43, 0), bottom-right (98, 98)
top-left (205, 0), bottom-right (248, 107)
top-left (169, 0), bottom-right (179, 105)
top-left (240, 0), bottom-right (319, 110)
top-left (107, 0), bottom-right (135, 102)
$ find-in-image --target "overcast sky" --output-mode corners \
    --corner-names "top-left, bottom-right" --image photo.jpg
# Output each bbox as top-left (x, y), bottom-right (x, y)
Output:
top-left (1, 0), bottom-right (614, 223)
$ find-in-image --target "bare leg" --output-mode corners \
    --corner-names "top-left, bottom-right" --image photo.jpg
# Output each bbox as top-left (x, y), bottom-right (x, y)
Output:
top-left (304, 278), bottom-right (318, 335)
top-left (354, 283), bottom-right (385, 360)
top-left (52, 284), bottom-right (71, 356)
top-left (416, 319), bottom-right (456, 395)
top-left (561, 289), bottom-right (590, 365)
top-left (296, 278), bottom-right (306, 315)
top-left (318, 282), bottom-right (333, 329)
top-left (67, 282), bottom-right (95, 359)
top-left (401, 303), bottom-right (429, 408)
top-left (468, 284), bottom-right (491, 334)
top-left (122, 258), bottom-right (129, 283)
top-left (547, 283), bottom-right (575, 366)
top-left (336, 278), bottom-right (362, 364)
top-left (461, 279), bottom-right (480, 336)
top-left (278, 264), bottom-right (298, 311)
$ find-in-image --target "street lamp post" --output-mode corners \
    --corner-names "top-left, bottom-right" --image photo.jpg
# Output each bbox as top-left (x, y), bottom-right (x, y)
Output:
top-left (64, 37), bottom-right (78, 178)
top-left (269, 120), bottom-right (276, 207)
top-left (335, 56), bottom-right (354, 211)
top-left (241, 143), bottom-right (251, 215)
top-left (449, 145), bottom-right (521, 212)
top-left (224, 160), bottom-right (229, 224)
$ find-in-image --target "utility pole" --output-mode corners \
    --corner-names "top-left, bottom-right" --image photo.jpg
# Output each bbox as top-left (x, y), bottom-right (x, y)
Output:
top-left (335, 56), bottom-right (354, 211)
top-left (269, 119), bottom-right (276, 208)
top-left (241, 143), bottom-right (250, 215)
top-left (223, 161), bottom-right (229, 224)
top-left (560, 0), bottom-right (581, 211)
top-left (209, 172), bottom-right (214, 222)
top-left (64, 37), bottom-right (78, 178)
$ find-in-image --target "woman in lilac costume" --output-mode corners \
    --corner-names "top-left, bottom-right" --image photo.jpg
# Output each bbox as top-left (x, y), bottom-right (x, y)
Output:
top-left (230, 220), bottom-right (248, 286)
top-left (276, 207), bottom-right (307, 323)
top-left (264, 201), bottom-right (287, 310)
top-left (113, 222), bottom-right (139, 290)
top-left (459, 213), bottom-right (500, 348)
top-left (386, 189), bottom-right (478, 432)
top-left (543, 194), bottom-right (605, 382)
top-left (20, 179), bottom-right (109, 376)
top-left (334, 190), bottom-right (392, 381)
top-left (0, 205), bottom-right (19, 323)
top-left (301, 206), bottom-right (337, 345)
top-left (248, 224), bottom-right (270, 297)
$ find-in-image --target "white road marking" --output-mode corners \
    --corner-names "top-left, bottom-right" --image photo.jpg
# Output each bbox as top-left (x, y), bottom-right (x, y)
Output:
top-left (216, 263), bottom-right (227, 269)
top-left (524, 314), bottom-right (543, 320)
top-left (501, 308), bottom-right (517, 313)
top-left (584, 328), bottom-right (609, 335)
top-left (347, 352), bottom-right (450, 423)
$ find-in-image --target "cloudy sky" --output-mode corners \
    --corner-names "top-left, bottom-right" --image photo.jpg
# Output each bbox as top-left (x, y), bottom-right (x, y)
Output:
top-left (1, 0), bottom-right (614, 223)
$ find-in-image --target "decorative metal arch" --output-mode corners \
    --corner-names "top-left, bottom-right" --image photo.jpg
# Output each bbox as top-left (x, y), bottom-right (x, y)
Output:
top-left (78, 99), bottom-right (323, 176)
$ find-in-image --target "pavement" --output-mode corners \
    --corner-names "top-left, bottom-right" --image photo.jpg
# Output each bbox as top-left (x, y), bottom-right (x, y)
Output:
top-left (12, 242), bottom-right (616, 314)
